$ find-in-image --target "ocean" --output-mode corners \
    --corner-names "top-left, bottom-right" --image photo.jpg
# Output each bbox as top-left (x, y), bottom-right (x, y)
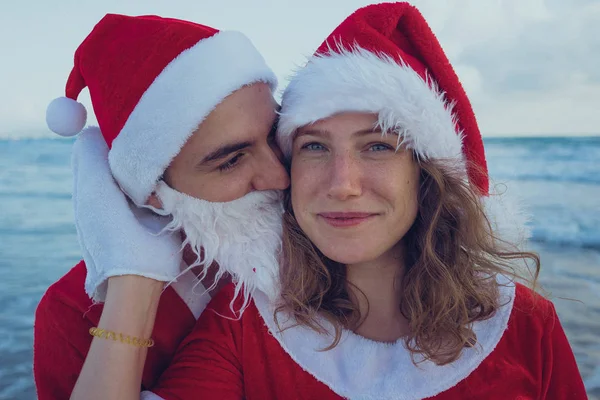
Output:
top-left (0, 136), bottom-right (599, 399)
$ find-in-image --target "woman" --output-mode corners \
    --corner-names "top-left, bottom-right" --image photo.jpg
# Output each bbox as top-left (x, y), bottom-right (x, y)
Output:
top-left (75, 3), bottom-right (587, 400)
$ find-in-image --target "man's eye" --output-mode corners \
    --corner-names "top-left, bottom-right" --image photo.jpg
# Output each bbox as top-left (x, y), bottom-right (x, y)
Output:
top-left (217, 153), bottom-right (244, 172)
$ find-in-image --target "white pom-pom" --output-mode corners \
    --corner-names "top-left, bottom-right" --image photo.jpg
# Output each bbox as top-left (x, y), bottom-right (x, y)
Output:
top-left (46, 97), bottom-right (87, 137)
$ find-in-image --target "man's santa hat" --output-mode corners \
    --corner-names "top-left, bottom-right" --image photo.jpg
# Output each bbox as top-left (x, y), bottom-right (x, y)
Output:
top-left (46, 14), bottom-right (277, 206)
top-left (277, 2), bottom-right (530, 246)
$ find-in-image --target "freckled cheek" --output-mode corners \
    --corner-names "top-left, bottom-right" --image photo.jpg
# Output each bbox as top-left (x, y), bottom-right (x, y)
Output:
top-left (291, 158), bottom-right (323, 187)
top-left (368, 169), bottom-right (419, 212)
top-left (291, 161), bottom-right (323, 216)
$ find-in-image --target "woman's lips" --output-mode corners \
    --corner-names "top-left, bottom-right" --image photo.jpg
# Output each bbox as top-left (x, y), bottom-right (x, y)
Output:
top-left (317, 212), bottom-right (378, 228)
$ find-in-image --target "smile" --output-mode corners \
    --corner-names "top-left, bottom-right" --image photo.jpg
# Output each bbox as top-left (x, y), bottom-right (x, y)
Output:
top-left (317, 212), bottom-right (378, 228)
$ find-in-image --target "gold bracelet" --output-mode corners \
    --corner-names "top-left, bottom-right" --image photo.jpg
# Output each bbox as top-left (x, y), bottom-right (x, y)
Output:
top-left (89, 327), bottom-right (155, 348)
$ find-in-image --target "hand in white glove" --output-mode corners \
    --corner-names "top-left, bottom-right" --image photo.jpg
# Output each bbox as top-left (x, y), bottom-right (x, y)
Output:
top-left (72, 126), bottom-right (184, 302)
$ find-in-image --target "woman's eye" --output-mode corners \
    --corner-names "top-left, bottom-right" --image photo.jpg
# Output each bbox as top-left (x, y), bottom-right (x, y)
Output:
top-left (368, 143), bottom-right (394, 152)
top-left (301, 142), bottom-right (326, 152)
top-left (217, 153), bottom-right (244, 172)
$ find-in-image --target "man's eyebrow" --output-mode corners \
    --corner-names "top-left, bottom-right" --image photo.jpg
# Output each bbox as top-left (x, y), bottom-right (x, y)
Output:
top-left (200, 141), bottom-right (254, 164)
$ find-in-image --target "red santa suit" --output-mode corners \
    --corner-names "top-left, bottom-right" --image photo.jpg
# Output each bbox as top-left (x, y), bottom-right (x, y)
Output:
top-left (144, 277), bottom-right (587, 400)
top-left (33, 261), bottom-right (209, 400)
top-left (36, 12), bottom-right (279, 399)
top-left (140, 2), bottom-right (587, 397)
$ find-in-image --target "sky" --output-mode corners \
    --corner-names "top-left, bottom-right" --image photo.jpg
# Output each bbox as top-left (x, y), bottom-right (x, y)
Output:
top-left (1, 0), bottom-right (599, 138)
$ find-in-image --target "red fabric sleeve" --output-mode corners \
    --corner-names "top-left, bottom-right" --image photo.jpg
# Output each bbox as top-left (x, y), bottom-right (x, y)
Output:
top-left (33, 261), bottom-right (199, 399)
top-left (33, 286), bottom-right (94, 400)
top-left (151, 287), bottom-right (244, 400)
top-left (541, 302), bottom-right (588, 399)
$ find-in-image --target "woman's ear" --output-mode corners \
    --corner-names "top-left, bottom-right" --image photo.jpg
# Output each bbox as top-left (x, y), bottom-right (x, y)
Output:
top-left (146, 192), bottom-right (163, 210)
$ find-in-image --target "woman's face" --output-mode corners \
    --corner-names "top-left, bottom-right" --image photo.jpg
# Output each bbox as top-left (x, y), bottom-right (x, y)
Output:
top-left (290, 112), bottom-right (420, 265)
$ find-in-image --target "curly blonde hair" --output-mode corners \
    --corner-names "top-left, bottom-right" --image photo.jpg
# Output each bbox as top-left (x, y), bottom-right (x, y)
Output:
top-left (276, 157), bottom-right (540, 366)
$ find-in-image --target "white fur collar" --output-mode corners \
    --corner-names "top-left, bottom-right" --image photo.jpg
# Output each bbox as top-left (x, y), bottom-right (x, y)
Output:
top-left (253, 275), bottom-right (515, 400)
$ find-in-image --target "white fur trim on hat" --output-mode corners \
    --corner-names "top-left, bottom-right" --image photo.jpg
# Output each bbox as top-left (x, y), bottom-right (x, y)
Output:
top-left (109, 30), bottom-right (277, 206)
top-left (277, 47), bottom-right (463, 161)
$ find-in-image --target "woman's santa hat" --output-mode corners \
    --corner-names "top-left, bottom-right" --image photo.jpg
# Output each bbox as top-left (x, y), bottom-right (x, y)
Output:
top-left (277, 2), bottom-right (530, 246)
top-left (46, 14), bottom-right (277, 206)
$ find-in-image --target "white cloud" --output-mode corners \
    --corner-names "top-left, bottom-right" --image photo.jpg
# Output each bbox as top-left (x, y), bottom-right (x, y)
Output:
top-left (1, 0), bottom-right (598, 137)
top-left (415, 0), bottom-right (600, 135)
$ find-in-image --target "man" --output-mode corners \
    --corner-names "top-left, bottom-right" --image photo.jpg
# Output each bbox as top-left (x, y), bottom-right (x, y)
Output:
top-left (34, 14), bottom-right (288, 399)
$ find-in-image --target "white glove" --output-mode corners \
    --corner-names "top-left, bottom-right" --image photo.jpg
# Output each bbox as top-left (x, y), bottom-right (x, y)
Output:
top-left (72, 126), bottom-right (184, 302)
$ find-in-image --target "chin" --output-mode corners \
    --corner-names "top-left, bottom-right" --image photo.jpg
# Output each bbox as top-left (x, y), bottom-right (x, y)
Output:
top-left (318, 241), bottom-right (375, 265)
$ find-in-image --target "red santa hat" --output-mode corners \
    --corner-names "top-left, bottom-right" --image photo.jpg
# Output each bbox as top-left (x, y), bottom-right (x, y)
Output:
top-left (277, 2), bottom-right (530, 245)
top-left (46, 14), bottom-right (277, 206)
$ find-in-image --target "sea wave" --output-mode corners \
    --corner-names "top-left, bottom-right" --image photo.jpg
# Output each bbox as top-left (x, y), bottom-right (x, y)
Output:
top-left (0, 191), bottom-right (71, 200)
top-left (493, 173), bottom-right (600, 185)
top-left (0, 130), bottom-right (70, 140)
top-left (0, 226), bottom-right (76, 236)
top-left (530, 235), bottom-right (600, 250)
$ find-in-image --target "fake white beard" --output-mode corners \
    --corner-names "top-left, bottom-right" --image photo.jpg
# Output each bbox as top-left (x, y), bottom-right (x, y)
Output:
top-left (153, 181), bottom-right (284, 314)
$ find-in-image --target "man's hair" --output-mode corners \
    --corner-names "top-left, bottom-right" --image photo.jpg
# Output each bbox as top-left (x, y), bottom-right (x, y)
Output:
top-left (275, 157), bottom-right (540, 366)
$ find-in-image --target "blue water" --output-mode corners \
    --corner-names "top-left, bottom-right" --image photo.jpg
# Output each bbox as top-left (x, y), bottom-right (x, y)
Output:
top-left (486, 137), bottom-right (600, 250)
top-left (0, 136), bottom-right (599, 399)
